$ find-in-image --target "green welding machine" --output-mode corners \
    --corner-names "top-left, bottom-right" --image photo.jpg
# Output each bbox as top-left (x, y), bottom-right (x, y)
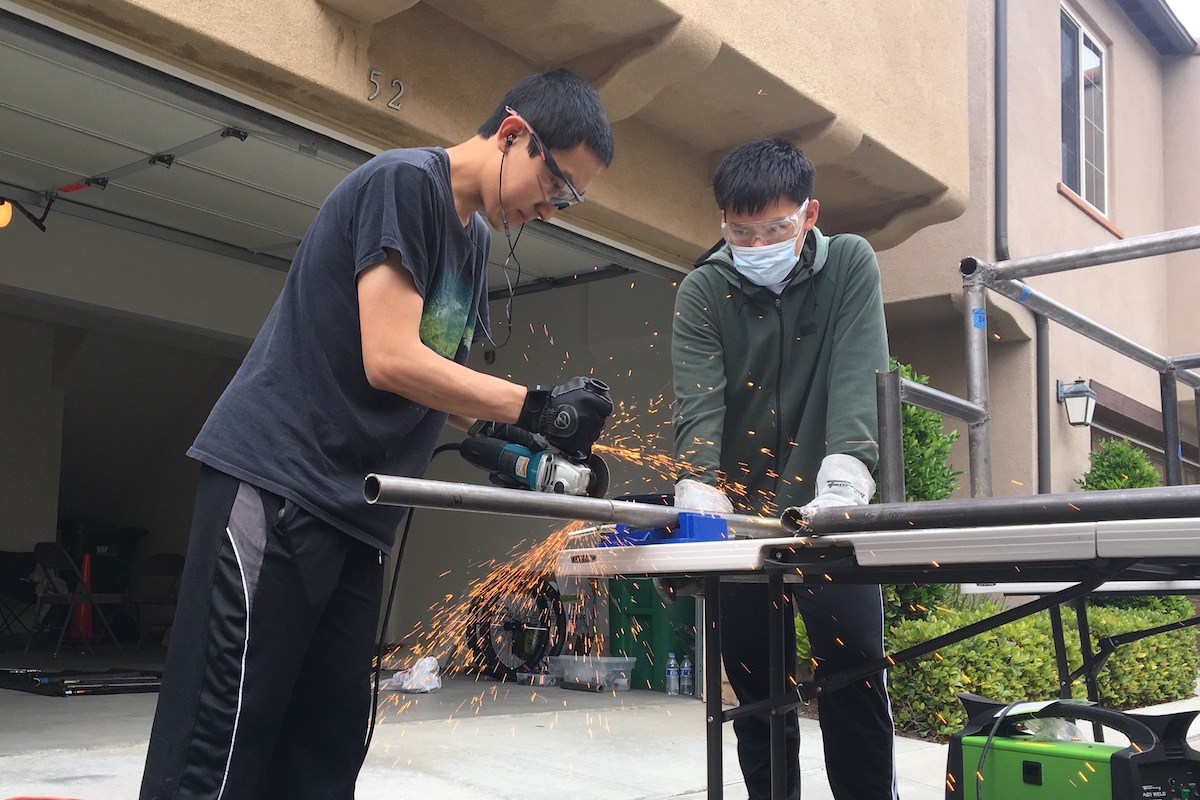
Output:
top-left (947, 693), bottom-right (1200, 799)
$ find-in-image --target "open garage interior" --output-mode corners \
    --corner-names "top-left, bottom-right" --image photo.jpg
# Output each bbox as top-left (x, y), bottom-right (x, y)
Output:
top-left (0, 11), bottom-right (684, 646)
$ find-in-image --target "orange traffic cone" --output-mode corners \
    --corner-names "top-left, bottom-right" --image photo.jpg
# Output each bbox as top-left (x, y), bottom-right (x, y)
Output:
top-left (68, 553), bottom-right (93, 640)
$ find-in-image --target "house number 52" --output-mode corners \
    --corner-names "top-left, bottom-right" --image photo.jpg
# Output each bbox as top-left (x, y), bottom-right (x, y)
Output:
top-left (367, 70), bottom-right (404, 110)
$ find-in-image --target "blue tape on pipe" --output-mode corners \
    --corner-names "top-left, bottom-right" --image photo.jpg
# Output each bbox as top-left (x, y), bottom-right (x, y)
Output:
top-left (972, 308), bottom-right (987, 329)
top-left (1016, 285), bottom-right (1031, 302)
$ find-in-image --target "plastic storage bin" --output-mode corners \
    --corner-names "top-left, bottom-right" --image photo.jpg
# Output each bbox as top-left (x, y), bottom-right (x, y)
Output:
top-left (547, 655), bottom-right (635, 691)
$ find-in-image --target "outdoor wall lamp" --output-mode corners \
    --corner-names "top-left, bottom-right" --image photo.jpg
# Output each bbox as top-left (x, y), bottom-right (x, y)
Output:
top-left (0, 196), bottom-right (54, 232)
top-left (1057, 378), bottom-right (1097, 427)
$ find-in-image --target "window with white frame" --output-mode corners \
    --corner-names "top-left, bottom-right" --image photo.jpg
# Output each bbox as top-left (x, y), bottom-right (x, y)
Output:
top-left (1060, 9), bottom-right (1107, 213)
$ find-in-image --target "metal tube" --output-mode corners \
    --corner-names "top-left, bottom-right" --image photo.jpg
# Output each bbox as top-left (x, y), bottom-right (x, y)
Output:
top-left (1036, 314), bottom-right (1051, 493)
top-left (992, 278), bottom-right (1177, 374)
top-left (704, 576), bottom-right (722, 799)
top-left (1162, 371), bottom-right (1183, 486)
top-left (962, 271), bottom-right (994, 497)
top-left (987, 226), bottom-right (1200, 282)
top-left (363, 475), bottom-right (785, 538)
top-left (877, 369), bottom-right (906, 504)
top-left (781, 483), bottom-right (1200, 534)
top-left (899, 379), bottom-right (988, 425)
top-left (1174, 353), bottom-right (1200, 370)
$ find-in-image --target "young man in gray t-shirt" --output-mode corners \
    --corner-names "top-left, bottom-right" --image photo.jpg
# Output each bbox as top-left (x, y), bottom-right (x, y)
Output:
top-left (140, 70), bottom-right (613, 800)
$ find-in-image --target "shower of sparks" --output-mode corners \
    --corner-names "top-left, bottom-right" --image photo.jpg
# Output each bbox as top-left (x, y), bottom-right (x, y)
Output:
top-left (374, 395), bottom-right (795, 729)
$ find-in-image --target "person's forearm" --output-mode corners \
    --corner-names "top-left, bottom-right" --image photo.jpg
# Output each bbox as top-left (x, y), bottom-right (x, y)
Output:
top-left (364, 348), bottom-right (526, 422)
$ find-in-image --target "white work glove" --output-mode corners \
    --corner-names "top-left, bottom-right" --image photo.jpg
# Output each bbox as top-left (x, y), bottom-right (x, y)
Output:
top-left (674, 478), bottom-right (734, 514)
top-left (792, 454), bottom-right (875, 533)
top-left (654, 479), bottom-right (733, 604)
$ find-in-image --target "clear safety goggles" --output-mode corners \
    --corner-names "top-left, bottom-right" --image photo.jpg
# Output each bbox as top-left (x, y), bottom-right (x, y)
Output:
top-left (505, 106), bottom-right (584, 210)
top-left (721, 200), bottom-right (809, 247)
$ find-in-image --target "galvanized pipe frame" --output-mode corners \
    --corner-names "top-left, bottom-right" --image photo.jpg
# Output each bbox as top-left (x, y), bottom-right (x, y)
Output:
top-left (961, 270), bottom-right (994, 498)
top-left (985, 225), bottom-right (1200, 283)
top-left (960, 228), bottom-right (1200, 494)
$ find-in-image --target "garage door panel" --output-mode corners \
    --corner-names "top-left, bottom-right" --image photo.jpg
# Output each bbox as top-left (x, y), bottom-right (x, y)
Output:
top-left (0, 36), bottom-right (224, 156)
top-left (183, 135), bottom-right (362, 207)
top-left (74, 181), bottom-right (300, 251)
top-left (114, 165), bottom-right (319, 238)
top-left (0, 105), bottom-right (147, 188)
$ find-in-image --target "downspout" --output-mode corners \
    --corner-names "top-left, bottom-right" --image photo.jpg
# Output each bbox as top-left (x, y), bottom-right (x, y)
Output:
top-left (995, 0), bottom-right (1051, 493)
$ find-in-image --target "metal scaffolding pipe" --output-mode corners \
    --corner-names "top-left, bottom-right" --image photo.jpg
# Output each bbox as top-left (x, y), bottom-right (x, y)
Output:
top-left (962, 271), bottom-right (994, 497)
top-left (363, 474), bottom-right (785, 538)
top-left (782, 484), bottom-right (1200, 535)
top-left (1162, 371), bottom-right (1183, 486)
top-left (986, 226), bottom-right (1200, 282)
top-left (990, 278), bottom-right (1200, 390)
top-left (876, 369), bottom-right (905, 504)
top-left (900, 379), bottom-right (988, 425)
top-left (1036, 313), bottom-right (1051, 494)
top-left (1174, 353), bottom-right (1200, 371)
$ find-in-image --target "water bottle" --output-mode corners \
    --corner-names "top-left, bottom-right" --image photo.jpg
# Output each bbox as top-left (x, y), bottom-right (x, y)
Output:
top-left (680, 654), bottom-right (694, 697)
top-left (665, 652), bottom-right (680, 695)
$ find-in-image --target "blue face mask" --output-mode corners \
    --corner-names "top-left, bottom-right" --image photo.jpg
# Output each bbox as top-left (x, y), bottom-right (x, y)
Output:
top-left (729, 234), bottom-right (803, 286)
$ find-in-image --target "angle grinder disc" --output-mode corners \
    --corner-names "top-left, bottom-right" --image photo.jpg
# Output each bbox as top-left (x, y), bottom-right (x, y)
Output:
top-left (585, 453), bottom-right (610, 498)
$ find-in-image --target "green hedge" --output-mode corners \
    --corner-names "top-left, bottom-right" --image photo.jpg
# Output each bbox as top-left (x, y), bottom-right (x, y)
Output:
top-left (887, 601), bottom-right (1199, 739)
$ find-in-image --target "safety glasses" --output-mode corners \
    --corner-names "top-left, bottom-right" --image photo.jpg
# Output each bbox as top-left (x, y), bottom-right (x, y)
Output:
top-left (505, 106), bottom-right (584, 210)
top-left (721, 200), bottom-right (810, 247)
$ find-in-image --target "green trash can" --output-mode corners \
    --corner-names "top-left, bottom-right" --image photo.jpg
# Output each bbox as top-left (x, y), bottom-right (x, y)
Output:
top-left (608, 577), bottom-right (695, 692)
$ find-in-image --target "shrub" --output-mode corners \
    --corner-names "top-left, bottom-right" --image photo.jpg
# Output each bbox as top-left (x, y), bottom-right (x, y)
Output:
top-left (1076, 437), bottom-right (1161, 491)
top-left (888, 601), bottom-right (1198, 739)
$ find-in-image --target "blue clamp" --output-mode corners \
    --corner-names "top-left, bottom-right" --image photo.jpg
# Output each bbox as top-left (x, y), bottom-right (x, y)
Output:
top-left (597, 511), bottom-right (728, 547)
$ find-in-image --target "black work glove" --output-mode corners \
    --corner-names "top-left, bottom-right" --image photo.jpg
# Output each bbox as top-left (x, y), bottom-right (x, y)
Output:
top-left (468, 420), bottom-right (549, 451)
top-left (517, 377), bottom-right (612, 460)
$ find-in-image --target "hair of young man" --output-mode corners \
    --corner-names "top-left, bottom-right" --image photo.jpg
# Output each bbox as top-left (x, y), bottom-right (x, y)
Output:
top-left (478, 69), bottom-right (614, 167)
top-left (712, 138), bottom-right (815, 216)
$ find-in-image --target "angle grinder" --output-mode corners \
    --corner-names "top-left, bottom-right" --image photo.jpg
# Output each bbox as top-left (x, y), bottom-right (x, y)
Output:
top-left (459, 423), bottom-right (609, 498)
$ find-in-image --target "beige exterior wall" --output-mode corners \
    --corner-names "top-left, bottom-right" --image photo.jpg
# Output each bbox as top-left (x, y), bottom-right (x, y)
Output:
top-left (883, 0), bottom-right (1199, 497)
top-left (14, 0), bottom-right (969, 262)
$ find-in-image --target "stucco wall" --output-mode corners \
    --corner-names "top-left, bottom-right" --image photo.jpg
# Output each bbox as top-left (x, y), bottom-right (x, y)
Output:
top-left (13, 0), bottom-right (969, 261)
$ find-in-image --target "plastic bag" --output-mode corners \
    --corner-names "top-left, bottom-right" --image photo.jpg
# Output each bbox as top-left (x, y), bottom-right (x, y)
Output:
top-left (382, 656), bottom-right (442, 693)
top-left (1022, 717), bottom-right (1084, 741)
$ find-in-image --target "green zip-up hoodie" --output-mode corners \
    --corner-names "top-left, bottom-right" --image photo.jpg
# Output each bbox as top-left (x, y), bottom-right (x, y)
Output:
top-left (671, 227), bottom-right (889, 515)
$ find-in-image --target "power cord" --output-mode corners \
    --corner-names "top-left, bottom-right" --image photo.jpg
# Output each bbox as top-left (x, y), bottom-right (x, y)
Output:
top-left (363, 443), bottom-right (460, 756)
top-left (974, 701), bottom-right (1022, 800)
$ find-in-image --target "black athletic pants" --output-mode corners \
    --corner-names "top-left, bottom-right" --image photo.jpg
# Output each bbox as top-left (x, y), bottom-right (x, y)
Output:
top-left (721, 582), bottom-right (898, 800)
top-left (140, 466), bottom-right (384, 800)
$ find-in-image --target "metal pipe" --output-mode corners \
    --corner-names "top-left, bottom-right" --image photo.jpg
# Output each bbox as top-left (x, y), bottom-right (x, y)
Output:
top-left (961, 269), bottom-right (994, 497)
top-left (363, 474), bottom-right (785, 538)
top-left (1161, 371), bottom-right (1183, 486)
top-left (1173, 353), bottom-right (1200, 370)
top-left (992, 278), bottom-right (1200, 390)
top-left (899, 379), bottom-right (988, 425)
top-left (781, 483), bottom-right (1200, 534)
top-left (1036, 314), bottom-right (1051, 493)
top-left (994, 0), bottom-right (1011, 263)
top-left (986, 226), bottom-right (1200, 282)
top-left (877, 369), bottom-right (906, 504)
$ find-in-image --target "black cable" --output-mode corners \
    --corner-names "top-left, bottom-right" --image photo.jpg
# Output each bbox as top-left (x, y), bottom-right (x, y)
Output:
top-left (363, 503), bottom-right (415, 756)
top-left (363, 443), bottom-right (461, 755)
top-left (975, 701), bottom-right (1022, 800)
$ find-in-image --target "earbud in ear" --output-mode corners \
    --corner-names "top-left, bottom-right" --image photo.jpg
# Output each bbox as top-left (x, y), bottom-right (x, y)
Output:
top-left (506, 134), bottom-right (516, 145)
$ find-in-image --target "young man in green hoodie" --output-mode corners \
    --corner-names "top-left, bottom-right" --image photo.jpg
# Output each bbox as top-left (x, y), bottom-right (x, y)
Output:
top-left (671, 138), bottom-right (897, 799)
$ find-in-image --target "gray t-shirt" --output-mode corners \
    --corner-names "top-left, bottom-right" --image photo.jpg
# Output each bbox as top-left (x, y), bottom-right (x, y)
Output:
top-left (189, 147), bottom-right (491, 553)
